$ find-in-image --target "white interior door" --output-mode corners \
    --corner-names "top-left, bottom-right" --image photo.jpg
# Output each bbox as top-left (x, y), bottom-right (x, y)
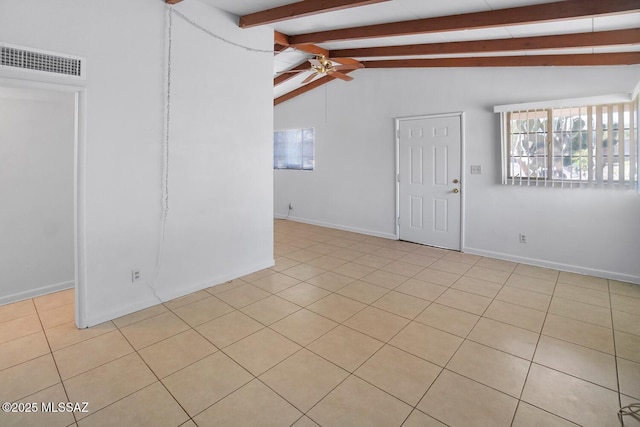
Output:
top-left (398, 114), bottom-right (462, 250)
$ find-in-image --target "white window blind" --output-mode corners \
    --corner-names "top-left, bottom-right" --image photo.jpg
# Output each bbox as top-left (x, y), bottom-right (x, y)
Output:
top-left (274, 128), bottom-right (314, 170)
top-left (498, 97), bottom-right (638, 189)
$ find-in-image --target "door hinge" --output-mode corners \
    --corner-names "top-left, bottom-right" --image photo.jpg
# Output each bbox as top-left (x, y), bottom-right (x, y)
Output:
top-left (396, 173), bottom-right (400, 183)
top-left (396, 129), bottom-right (400, 139)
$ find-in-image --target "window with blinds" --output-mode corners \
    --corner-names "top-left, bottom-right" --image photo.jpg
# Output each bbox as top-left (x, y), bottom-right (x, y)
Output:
top-left (274, 128), bottom-right (314, 171)
top-left (499, 98), bottom-right (638, 188)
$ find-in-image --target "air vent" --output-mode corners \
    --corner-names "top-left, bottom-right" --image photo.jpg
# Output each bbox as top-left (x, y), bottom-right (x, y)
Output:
top-left (0, 43), bottom-right (85, 79)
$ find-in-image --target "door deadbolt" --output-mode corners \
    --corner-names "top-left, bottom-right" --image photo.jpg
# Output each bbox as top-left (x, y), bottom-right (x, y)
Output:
top-left (453, 188), bottom-right (459, 193)
top-left (453, 179), bottom-right (459, 184)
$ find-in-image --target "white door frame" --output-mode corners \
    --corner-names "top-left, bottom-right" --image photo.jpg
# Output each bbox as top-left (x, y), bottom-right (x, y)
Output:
top-left (395, 112), bottom-right (466, 250)
top-left (0, 76), bottom-right (88, 328)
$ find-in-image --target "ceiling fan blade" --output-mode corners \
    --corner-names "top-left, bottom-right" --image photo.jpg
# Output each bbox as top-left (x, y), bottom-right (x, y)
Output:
top-left (328, 71), bottom-right (354, 82)
top-left (301, 73), bottom-right (318, 84)
top-left (279, 69), bottom-right (309, 74)
top-left (332, 57), bottom-right (364, 68)
top-left (333, 64), bottom-right (361, 71)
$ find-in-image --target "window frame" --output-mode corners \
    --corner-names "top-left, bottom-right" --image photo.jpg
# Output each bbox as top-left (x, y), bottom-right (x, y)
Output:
top-left (496, 95), bottom-right (638, 189)
top-left (273, 127), bottom-right (315, 171)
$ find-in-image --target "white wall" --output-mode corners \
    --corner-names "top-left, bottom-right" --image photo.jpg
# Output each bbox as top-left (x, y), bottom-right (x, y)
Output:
top-left (274, 66), bottom-right (640, 283)
top-left (0, 0), bottom-right (274, 326)
top-left (0, 87), bottom-right (75, 304)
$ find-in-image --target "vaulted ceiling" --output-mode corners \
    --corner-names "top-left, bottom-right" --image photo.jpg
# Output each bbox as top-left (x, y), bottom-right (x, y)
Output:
top-left (187, 0), bottom-right (640, 104)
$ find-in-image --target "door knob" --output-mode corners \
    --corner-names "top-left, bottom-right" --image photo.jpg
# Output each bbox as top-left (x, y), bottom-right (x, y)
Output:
top-left (453, 188), bottom-right (459, 193)
top-left (453, 179), bottom-right (459, 184)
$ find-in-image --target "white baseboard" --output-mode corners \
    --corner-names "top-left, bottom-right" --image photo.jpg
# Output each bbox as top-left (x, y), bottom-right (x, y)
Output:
top-left (274, 214), bottom-right (397, 240)
top-left (463, 246), bottom-right (640, 285)
top-left (83, 259), bottom-right (275, 327)
top-left (0, 280), bottom-right (74, 307)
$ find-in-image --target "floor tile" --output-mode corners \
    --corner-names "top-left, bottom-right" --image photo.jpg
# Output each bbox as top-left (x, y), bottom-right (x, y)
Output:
top-left (609, 281), bottom-right (640, 299)
top-left (429, 259), bottom-right (471, 275)
top-left (241, 268), bottom-right (275, 282)
top-left (138, 329), bottom-right (217, 378)
top-left (0, 299), bottom-right (36, 323)
top-left (505, 274), bottom-right (556, 295)
top-left (380, 260), bottom-right (424, 277)
top-left (215, 284), bottom-right (270, 309)
top-left (193, 380), bottom-right (302, 427)
top-left (332, 262), bottom-right (376, 279)
top-left (77, 382), bottom-right (188, 427)
top-left (260, 349), bottom-right (348, 412)
top-left (557, 272), bottom-right (608, 291)
top-left (53, 330), bottom-right (133, 379)
top-left (119, 311), bottom-right (190, 350)
top-left (619, 394), bottom-right (640, 427)
top-left (282, 264), bottom-right (326, 281)
top-left (553, 283), bottom-right (610, 309)
top-left (618, 357), bottom-right (640, 399)
top-left (512, 402), bottom-right (579, 427)
top-left (355, 345), bottom-right (441, 406)
top-left (331, 248), bottom-right (367, 262)
top-left (434, 288), bottom-right (492, 315)
top-left (286, 249), bottom-right (323, 263)
top-left (250, 272), bottom-right (300, 293)
top-left (224, 328), bottom-right (301, 375)
top-left (446, 340), bottom-right (530, 397)
top-left (496, 286), bottom-right (551, 311)
top-left (0, 354), bottom-right (60, 403)
top-left (270, 309), bottom-right (337, 346)
top-left (613, 310), bottom-right (640, 336)
top-left (0, 314), bottom-right (42, 345)
top-left (395, 278), bottom-right (447, 301)
top-left (206, 279), bottom-right (244, 295)
top-left (162, 352), bottom-right (252, 417)
top-left (277, 282), bottom-right (331, 306)
top-left (112, 304), bottom-right (169, 328)
top-left (451, 275), bottom-right (503, 298)
top-left (308, 376), bottom-right (412, 427)
top-left (413, 268), bottom-right (460, 286)
top-left (360, 269), bottom-right (408, 289)
top-left (195, 310), bottom-right (263, 349)
top-left (33, 289), bottom-right (74, 312)
top-left (240, 295), bottom-right (300, 325)
top-left (402, 410), bottom-right (447, 427)
top-left (171, 296), bottom-right (234, 327)
top-left (38, 303), bottom-right (74, 329)
top-left (45, 320), bottom-right (116, 351)
top-left (616, 330), bottom-right (640, 363)
top-left (475, 257), bottom-right (517, 273)
top-left (390, 321), bottom-right (462, 366)
top-left (484, 300), bottom-right (546, 332)
top-left (468, 318), bottom-right (539, 360)
top-left (307, 325), bottom-right (383, 372)
top-left (348, 242), bottom-right (385, 254)
top-left (548, 297), bottom-right (613, 328)
top-left (372, 291), bottom-right (430, 319)
top-left (163, 290), bottom-right (211, 310)
top-left (306, 293), bottom-right (366, 323)
top-left (0, 331), bottom-right (50, 371)
top-left (465, 265), bottom-right (511, 284)
top-left (343, 306), bottom-right (409, 342)
top-left (442, 251), bottom-right (481, 265)
top-left (414, 303), bottom-right (479, 337)
top-left (611, 293), bottom-right (640, 315)
top-left (418, 370), bottom-right (518, 427)
top-left (521, 364), bottom-right (620, 427)
top-left (513, 264), bottom-right (559, 282)
top-left (293, 416), bottom-right (321, 427)
top-left (306, 271), bottom-right (354, 291)
top-left (373, 247), bottom-right (412, 260)
top-left (0, 383), bottom-right (74, 427)
top-left (65, 353), bottom-right (156, 420)
top-left (399, 252), bottom-right (439, 267)
top-left (542, 313), bottom-right (614, 354)
top-left (306, 255), bottom-right (348, 270)
top-left (336, 281), bottom-right (389, 304)
top-left (353, 253), bottom-right (395, 269)
top-left (271, 257), bottom-right (301, 272)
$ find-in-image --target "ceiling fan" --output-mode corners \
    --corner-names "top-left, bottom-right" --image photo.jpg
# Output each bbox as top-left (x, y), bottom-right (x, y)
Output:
top-left (282, 55), bottom-right (364, 84)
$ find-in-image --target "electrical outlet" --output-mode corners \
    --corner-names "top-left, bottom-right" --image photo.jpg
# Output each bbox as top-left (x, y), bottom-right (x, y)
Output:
top-left (131, 269), bottom-right (141, 282)
top-left (519, 234), bottom-right (527, 244)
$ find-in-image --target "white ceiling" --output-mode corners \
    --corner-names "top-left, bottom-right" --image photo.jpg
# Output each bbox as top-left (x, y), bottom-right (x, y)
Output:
top-left (200, 0), bottom-right (640, 100)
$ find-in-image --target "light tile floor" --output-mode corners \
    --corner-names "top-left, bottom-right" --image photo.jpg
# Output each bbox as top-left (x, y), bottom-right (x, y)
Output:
top-left (1, 219), bottom-right (639, 427)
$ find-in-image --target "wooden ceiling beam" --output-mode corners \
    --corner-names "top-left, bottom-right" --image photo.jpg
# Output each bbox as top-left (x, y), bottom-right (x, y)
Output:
top-left (275, 70), bottom-right (355, 106)
top-left (274, 31), bottom-right (290, 47)
top-left (274, 63), bottom-right (311, 86)
top-left (331, 29), bottom-right (640, 58)
top-left (240, 0), bottom-right (390, 28)
top-left (361, 52), bottom-right (640, 68)
top-left (289, 0), bottom-right (640, 44)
